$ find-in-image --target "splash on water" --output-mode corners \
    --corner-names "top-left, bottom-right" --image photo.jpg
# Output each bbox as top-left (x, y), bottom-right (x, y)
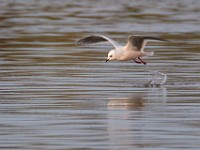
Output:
top-left (145, 66), bottom-right (167, 87)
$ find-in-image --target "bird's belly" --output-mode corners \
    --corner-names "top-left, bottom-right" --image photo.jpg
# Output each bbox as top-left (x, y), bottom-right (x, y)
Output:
top-left (120, 51), bottom-right (142, 61)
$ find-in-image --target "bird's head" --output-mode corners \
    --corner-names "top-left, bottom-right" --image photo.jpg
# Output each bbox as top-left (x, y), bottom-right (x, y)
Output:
top-left (106, 50), bottom-right (116, 62)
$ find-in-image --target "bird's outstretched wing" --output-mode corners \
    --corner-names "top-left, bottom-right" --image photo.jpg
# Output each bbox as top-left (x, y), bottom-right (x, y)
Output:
top-left (76, 35), bottom-right (121, 49)
top-left (126, 35), bottom-right (169, 52)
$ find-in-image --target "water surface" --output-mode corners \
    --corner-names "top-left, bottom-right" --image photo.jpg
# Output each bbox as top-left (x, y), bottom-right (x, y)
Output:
top-left (0, 0), bottom-right (200, 149)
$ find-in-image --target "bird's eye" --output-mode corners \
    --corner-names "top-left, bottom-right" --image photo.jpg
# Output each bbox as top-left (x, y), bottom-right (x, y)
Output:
top-left (110, 55), bottom-right (112, 57)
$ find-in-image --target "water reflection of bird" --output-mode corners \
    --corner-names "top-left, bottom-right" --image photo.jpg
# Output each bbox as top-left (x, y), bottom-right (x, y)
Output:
top-left (107, 95), bottom-right (145, 110)
top-left (76, 34), bottom-right (168, 65)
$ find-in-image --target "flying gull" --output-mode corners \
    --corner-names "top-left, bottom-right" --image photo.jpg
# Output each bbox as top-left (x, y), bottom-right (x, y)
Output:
top-left (76, 35), bottom-right (168, 65)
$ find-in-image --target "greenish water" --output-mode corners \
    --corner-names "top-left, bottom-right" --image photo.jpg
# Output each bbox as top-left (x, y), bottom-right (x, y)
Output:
top-left (0, 0), bottom-right (200, 149)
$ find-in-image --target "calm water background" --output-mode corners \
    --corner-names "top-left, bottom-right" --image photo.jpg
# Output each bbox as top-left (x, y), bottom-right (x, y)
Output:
top-left (0, 0), bottom-right (200, 149)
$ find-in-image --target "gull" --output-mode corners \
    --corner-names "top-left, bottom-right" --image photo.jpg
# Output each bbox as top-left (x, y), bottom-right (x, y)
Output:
top-left (76, 34), bottom-right (168, 65)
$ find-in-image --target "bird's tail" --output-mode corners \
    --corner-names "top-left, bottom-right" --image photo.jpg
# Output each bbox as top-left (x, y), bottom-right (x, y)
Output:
top-left (144, 51), bottom-right (154, 56)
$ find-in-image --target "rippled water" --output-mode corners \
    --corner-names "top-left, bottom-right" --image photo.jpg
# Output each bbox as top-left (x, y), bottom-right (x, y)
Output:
top-left (0, 0), bottom-right (200, 149)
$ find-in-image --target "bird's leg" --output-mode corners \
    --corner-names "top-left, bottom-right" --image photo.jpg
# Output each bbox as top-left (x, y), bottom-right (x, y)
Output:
top-left (138, 57), bottom-right (146, 65)
top-left (134, 59), bottom-right (142, 64)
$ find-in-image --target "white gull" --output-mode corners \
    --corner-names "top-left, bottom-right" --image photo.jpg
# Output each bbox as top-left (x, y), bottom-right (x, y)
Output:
top-left (76, 35), bottom-right (169, 65)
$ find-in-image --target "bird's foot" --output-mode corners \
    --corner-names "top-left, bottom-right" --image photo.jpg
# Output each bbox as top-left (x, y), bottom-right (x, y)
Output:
top-left (134, 59), bottom-right (142, 64)
top-left (134, 58), bottom-right (146, 65)
top-left (138, 57), bottom-right (146, 65)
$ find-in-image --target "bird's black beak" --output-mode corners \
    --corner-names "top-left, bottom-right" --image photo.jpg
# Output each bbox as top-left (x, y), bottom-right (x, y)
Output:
top-left (106, 59), bottom-right (109, 62)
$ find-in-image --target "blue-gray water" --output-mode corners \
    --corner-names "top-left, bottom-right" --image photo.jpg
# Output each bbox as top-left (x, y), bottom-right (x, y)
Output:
top-left (0, 0), bottom-right (200, 149)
